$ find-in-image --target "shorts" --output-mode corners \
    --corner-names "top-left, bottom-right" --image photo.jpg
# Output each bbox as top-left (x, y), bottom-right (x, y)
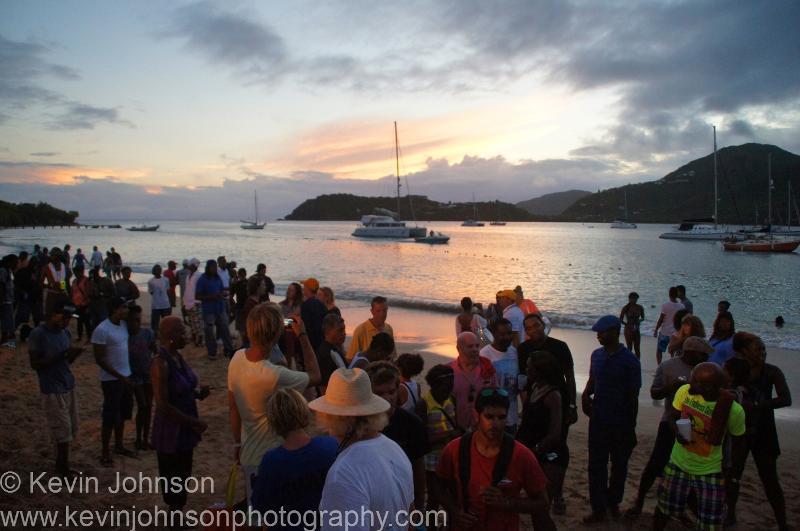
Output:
top-left (42, 389), bottom-right (79, 443)
top-left (657, 334), bottom-right (671, 353)
top-left (101, 380), bottom-right (133, 426)
top-left (657, 462), bottom-right (724, 531)
top-left (424, 450), bottom-right (443, 472)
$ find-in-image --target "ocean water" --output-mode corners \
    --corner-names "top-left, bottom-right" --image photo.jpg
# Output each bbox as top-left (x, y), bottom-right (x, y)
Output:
top-left (1, 220), bottom-right (798, 350)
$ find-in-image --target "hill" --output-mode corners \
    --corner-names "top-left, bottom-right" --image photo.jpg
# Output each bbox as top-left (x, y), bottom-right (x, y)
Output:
top-left (516, 189), bottom-right (591, 216)
top-left (285, 194), bottom-right (547, 221)
top-left (560, 144), bottom-right (800, 223)
top-left (0, 200), bottom-right (79, 227)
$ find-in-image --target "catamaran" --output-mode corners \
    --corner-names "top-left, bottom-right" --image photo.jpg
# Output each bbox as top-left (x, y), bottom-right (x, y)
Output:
top-left (659, 126), bottom-right (744, 241)
top-left (241, 191), bottom-right (266, 230)
top-left (353, 123), bottom-right (426, 239)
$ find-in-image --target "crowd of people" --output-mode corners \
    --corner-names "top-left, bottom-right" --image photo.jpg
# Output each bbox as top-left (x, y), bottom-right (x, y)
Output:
top-left (0, 245), bottom-right (794, 530)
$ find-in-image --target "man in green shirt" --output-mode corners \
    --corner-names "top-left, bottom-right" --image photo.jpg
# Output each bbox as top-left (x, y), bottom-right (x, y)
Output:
top-left (653, 362), bottom-right (745, 531)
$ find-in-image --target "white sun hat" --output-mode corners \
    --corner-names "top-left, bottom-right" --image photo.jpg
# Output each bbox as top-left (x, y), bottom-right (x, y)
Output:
top-left (308, 368), bottom-right (390, 416)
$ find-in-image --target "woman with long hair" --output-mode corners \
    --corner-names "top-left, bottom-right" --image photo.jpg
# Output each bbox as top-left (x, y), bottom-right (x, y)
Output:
top-left (279, 282), bottom-right (303, 317)
top-left (709, 311), bottom-right (736, 365)
top-left (667, 314), bottom-right (705, 357)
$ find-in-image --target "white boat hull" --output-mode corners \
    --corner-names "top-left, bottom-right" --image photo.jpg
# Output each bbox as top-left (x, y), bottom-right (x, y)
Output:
top-left (659, 231), bottom-right (746, 241)
top-left (353, 227), bottom-right (413, 238)
top-left (610, 221), bottom-right (637, 229)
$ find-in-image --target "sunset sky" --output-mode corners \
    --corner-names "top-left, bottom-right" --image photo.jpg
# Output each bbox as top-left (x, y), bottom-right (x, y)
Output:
top-left (1, 1), bottom-right (799, 220)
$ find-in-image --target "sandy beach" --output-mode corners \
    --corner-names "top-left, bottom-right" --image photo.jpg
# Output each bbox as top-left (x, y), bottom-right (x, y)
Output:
top-left (0, 292), bottom-right (797, 530)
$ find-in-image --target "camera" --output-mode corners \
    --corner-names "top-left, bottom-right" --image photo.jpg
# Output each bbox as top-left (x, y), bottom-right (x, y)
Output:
top-left (283, 318), bottom-right (294, 327)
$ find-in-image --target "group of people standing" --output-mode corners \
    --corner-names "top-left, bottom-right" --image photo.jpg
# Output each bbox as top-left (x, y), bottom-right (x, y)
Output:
top-left (0, 244), bottom-right (127, 348)
top-left (7, 244), bottom-right (794, 531)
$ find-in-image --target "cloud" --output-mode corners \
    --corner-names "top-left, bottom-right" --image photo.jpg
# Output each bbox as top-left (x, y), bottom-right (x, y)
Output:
top-left (48, 104), bottom-right (135, 130)
top-left (0, 151), bottom-right (639, 220)
top-left (0, 33), bottom-right (134, 129)
top-left (163, 1), bottom-right (288, 84)
top-left (29, 151), bottom-right (60, 157)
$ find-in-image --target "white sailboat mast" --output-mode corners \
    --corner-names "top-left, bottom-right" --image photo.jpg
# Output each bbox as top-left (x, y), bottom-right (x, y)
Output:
top-left (395, 121), bottom-right (401, 216)
top-left (713, 125), bottom-right (718, 229)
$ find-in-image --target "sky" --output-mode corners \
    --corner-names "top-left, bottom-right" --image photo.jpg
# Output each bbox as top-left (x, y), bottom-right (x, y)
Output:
top-left (1, 0), bottom-right (799, 221)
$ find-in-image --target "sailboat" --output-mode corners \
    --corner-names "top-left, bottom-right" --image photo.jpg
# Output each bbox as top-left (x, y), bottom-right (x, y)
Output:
top-left (489, 200), bottom-right (507, 225)
top-left (610, 191), bottom-right (637, 229)
top-left (659, 126), bottom-right (744, 240)
top-left (724, 154), bottom-right (800, 253)
top-left (462, 194), bottom-right (485, 227)
top-left (240, 191), bottom-right (266, 230)
top-left (352, 123), bottom-right (427, 239)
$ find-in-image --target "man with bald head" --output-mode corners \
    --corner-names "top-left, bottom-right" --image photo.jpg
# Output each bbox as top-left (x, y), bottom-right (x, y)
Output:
top-left (448, 332), bottom-right (497, 431)
top-left (653, 362), bottom-right (746, 531)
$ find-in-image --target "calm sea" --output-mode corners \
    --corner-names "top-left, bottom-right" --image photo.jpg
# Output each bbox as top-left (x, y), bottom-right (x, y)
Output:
top-left (2, 220), bottom-right (798, 350)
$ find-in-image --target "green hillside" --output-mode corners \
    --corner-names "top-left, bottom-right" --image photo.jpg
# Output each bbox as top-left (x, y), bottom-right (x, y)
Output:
top-left (516, 189), bottom-right (591, 216)
top-left (560, 144), bottom-right (800, 224)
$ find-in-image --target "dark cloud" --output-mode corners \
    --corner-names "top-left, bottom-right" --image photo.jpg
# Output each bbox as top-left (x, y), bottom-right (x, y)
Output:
top-left (164, 1), bottom-right (288, 84)
top-left (29, 151), bottom-right (60, 157)
top-left (0, 34), bottom-right (77, 109)
top-left (48, 104), bottom-right (135, 130)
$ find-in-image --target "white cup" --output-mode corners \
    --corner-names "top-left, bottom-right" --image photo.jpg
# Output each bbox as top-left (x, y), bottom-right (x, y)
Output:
top-left (676, 418), bottom-right (692, 441)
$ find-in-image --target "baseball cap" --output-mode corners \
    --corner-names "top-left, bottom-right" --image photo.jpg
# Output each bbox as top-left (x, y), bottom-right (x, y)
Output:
top-left (189, 257), bottom-right (200, 267)
top-left (109, 296), bottom-right (132, 311)
top-left (497, 289), bottom-right (516, 300)
top-left (682, 336), bottom-right (714, 354)
top-left (303, 278), bottom-right (320, 291)
top-left (50, 300), bottom-right (77, 318)
top-left (592, 315), bottom-right (622, 332)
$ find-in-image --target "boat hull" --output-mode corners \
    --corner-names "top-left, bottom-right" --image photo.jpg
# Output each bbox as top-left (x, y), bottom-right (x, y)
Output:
top-left (415, 236), bottom-right (450, 244)
top-left (723, 240), bottom-right (800, 253)
top-left (353, 227), bottom-right (414, 238)
top-left (126, 225), bottom-right (159, 232)
top-left (241, 223), bottom-right (265, 230)
top-left (610, 221), bottom-right (637, 229)
top-left (659, 232), bottom-right (745, 241)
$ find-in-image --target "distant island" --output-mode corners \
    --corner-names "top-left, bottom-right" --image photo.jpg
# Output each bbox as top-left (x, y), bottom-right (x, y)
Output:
top-left (285, 194), bottom-right (550, 222)
top-left (0, 201), bottom-right (79, 227)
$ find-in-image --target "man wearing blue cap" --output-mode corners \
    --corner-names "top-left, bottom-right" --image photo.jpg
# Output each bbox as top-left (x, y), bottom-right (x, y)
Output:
top-left (581, 315), bottom-right (641, 524)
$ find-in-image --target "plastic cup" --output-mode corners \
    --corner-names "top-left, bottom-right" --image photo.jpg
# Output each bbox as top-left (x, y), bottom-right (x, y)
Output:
top-left (676, 418), bottom-right (692, 441)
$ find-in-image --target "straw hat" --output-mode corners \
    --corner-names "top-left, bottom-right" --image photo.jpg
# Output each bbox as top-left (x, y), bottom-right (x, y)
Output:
top-left (308, 368), bottom-right (389, 416)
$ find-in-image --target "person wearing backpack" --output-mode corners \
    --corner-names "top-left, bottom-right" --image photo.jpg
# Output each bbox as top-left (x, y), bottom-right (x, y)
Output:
top-left (437, 387), bottom-right (555, 531)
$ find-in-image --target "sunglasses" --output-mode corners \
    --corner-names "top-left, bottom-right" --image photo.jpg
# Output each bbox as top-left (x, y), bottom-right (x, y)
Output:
top-left (470, 387), bottom-right (509, 403)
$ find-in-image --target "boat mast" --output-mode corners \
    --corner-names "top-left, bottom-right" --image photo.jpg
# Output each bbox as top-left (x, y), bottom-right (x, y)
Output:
top-left (789, 182), bottom-right (792, 229)
top-left (713, 125), bottom-right (718, 229)
top-left (255, 191), bottom-right (258, 225)
top-left (768, 153), bottom-right (772, 231)
top-left (395, 121), bottom-right (401, 217)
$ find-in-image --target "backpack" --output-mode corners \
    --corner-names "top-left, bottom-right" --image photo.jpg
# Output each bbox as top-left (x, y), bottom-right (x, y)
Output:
top-left (458, 431), bottom-right (516, 513)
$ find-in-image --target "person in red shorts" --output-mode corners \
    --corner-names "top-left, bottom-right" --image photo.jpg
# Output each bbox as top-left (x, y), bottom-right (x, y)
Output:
top-left (437, 387), bottom-right (555, 531)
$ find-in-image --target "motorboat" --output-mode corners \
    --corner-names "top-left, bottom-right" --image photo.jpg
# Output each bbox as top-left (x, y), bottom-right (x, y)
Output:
top-left (353, 214), bottom-right (426, 238)
top-left (126, 224), bottom-right (159, 232)
top-left (352, 123), bottom-right (426, 239)
top-left (489, 221), bottom-right (507, 226)
top-left (659, 221), bottom-right (744, 240)
top-left (415, 232), bottom-right (450, 244)
top-left (659, 127), bottom-right (743, 241)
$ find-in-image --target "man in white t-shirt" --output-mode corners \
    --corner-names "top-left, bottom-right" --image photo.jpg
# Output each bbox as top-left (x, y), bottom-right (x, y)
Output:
top-left (653, 286), bottom-right (685, 365)
top-left (91, 296), bottom-right (132, 467)
top-left (480, 317), bottom-right (521, 431)
top-left (310, 369), bottom-right (413, 531)
top-left (498, 289), bottom-right (525, 347)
